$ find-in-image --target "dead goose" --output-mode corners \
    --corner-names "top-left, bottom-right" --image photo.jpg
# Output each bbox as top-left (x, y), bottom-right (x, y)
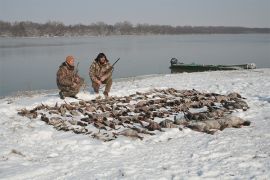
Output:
top-left (228, 92), bottom-right (242, 99)
top-left (187, 120), bottom-right (221, 134)
top-left (18, 108), bottom-right (38, 119)
top-left (116, 129), bottom-right (143, 140)
top-left (159, 119), bottom-right (178, 128)
top-left (184, 111), bottom-right (208, 121)
top-left (174, 115), bottom-right (188, 126)
top-left (146, 121), bottom-right (162, 131)
top-left (218, 116), bottom-right (251, 129)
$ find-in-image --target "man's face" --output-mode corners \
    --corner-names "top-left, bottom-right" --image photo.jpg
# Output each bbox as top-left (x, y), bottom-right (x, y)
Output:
top-left (100, 57), bottom-right (106, 64)
top-left (67, 58), bottom-right (74, 66)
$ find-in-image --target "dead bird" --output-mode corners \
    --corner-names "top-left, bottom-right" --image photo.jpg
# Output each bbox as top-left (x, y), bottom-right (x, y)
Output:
top-left (71, 126), bottom-right (88, 134)
top-left (187, 121), bottom-right (207, 133)
top-left (135, 100), bottom-right (148, 107)
top-left (49, 110), bottom-right (60, 115)
top-left (188, 101), bottom-right (204, 108)
top-left (146, 121), bottom-right (162, 131)
top-left (206, 109), bottom-right (225, 119)
top-left (10, 149), bottom-right (26, 157)
top-left (94, 121), bottom-right (107, 130)
top-left (200, 99), bottom-right (215, 107)
top-left (174, 116), bottom-right (188, 126)
top-left (92, 132), bottom-right (115, 142)
top-left (118, 116), bottom-right (132, 124)
top-left (184, 111), bottom-right (208, 121)
top-left (18, 108), bottom-right (38, 119)
top-left (235, 100), bottom-right (249, 111)
top-left (152, 111), bottom-right (165, 118)
top-left (81, 117), bottom-right (93, 124)
top-left (115, 129), bottom-right (143, 140)
top-left (218, 116), bottom-right (251, 129)
top-left (227, 92), bottom-right (242, 100)
top-left (223, 101), bottom-right (249, 110)
top-left (70, 110), bottom-right (80, 116)
top-left (79, 100), bottom-right (86, 106)
top-left (215, 95), bottom-right (230, 103)
top-left (68, 120), bottom-right (88, 127)
top-left (62, 103), bottom-right (76, 111)
top-left (59, 105), bottom-right (67, 116)
top-left (85, 106), bottom-right (96, 113)
top-left (41, 114), bottom-right (49, 123)
top-left (131, 127), bottom-right (155, 135)
top-left (187, 120), bottom-right (221, 134)
top-left (159, 119), bottom-right (178, 128)
top-left (48, 117), bottom-right (64, 126)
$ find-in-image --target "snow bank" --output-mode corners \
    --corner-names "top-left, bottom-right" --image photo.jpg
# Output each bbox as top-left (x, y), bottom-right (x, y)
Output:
top-left (0, 69), bottom-right (270, 179)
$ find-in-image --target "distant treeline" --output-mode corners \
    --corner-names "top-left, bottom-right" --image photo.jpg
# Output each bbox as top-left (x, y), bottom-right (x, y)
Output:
top-left (0, 21), bottom-right (269, 37)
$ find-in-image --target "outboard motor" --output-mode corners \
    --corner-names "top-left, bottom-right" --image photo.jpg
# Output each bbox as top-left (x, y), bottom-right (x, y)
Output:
top-left (247, 63), bottom-right (256, 69)
top-left (170, 58), bottom-right (178, 65)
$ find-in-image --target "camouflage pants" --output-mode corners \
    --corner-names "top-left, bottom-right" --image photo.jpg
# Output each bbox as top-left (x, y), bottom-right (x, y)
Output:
top-left (92, 77), bottom-right (112, 94)
top-left (59, 78), bottom-right (84, 97)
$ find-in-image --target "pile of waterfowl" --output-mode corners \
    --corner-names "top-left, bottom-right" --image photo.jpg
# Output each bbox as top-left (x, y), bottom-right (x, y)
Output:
top-left (18, 88), bottom-right (251, 141)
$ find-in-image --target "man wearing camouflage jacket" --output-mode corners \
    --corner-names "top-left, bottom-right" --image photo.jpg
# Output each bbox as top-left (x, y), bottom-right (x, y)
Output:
top-left (89, 53), bottom-right (113, 98)
top-left (56, 55), bottom-right (84, 99)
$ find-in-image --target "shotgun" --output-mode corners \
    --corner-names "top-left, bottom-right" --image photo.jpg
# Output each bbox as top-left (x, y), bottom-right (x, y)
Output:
top-left (98, 58), bottom-right (120, 80)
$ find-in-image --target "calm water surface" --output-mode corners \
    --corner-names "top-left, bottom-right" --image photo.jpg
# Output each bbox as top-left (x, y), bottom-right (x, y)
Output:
top-left (0, 34), bottom-right (269, 97)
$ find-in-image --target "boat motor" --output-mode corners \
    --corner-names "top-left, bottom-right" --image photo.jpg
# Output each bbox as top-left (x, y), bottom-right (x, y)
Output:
top-left (170, 58), bottom-right (178, 65)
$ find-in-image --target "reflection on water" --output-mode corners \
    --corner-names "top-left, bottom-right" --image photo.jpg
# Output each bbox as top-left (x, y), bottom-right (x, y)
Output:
top-left (0, 34), bottom-right (269, 97)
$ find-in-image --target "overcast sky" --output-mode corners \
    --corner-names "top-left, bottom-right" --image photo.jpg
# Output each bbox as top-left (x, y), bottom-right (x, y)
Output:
top-left (0, 0), bottom-right (269, 27)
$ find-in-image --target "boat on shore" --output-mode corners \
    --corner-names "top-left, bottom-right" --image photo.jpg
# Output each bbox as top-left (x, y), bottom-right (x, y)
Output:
top-left (170, 58), bottom-right (256, 73)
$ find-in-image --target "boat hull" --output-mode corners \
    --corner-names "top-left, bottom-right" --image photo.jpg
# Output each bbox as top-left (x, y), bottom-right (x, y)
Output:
top-left (170, 63), bottom-right (256, 73)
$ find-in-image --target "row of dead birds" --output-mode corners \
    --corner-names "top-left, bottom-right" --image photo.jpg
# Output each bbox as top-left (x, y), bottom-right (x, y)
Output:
top-left (18, 88), bottom-right (251, 141)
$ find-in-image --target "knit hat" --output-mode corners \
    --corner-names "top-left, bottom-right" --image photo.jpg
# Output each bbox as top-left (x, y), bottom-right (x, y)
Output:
top-left (66, 55), bottom-right (74, 66)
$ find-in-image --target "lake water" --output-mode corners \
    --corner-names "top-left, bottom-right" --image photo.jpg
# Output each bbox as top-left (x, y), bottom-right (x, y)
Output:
top-left (0, 34), bottom-right (269, 97)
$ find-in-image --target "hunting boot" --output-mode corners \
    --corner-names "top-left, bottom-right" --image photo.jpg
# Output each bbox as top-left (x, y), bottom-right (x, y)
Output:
top-left (95, 93), bottom-right (101, 99)
top-left (59, 91), bottom-right (65, 99)
top-left (103, 91), bottom-right (109, 99)
top-left (62, 90), bottom-right (78, 99)
top-left (70, 95), bottom-right (78, 99)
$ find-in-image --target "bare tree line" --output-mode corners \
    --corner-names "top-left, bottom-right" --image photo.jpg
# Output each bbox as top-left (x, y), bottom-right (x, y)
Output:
top-left (0, 20), bottom-right (269, 37)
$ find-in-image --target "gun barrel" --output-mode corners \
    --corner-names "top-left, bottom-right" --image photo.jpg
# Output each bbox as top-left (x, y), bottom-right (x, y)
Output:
top-left (75, 62), bottom-right (80, 74)
top-left (112, 58), bottom-right (120, 67)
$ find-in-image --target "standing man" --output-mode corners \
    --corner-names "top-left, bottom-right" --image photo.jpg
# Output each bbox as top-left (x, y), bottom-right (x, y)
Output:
top-left (56, 55), bottom-right (84, 99)
top-left (89, 53), bottom-right (113, 98)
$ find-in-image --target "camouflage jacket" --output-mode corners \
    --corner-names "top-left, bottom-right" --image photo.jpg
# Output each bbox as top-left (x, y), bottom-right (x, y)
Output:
top-left (89, 60), bottom-right (112, 83)
top-left (57, 62), bottom-right (82, 89)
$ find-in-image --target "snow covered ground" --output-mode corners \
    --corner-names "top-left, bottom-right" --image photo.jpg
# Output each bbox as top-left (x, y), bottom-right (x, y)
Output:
top-left (0, 69), bottom-right (270, 180)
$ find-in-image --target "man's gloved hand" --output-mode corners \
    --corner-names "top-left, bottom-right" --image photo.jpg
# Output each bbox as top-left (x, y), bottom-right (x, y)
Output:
top-left (96, 80), bottom-right (102, 85)
top-left (100, 76), bottom-right (106, 82)
top-left (108, 65), bottom-right (113, 71)
top-left (71, 82), bottom-right (78, 88)
top-left (74, 76), bottom-right (81, 83)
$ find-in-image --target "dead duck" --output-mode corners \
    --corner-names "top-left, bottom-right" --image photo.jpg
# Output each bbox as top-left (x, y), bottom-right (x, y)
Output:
top-left (187, 120), bottom-right (221, 134)
top-left (159, 119), bottom-right (178, 128)
top-left (18, 108), bottom-right (38, 119)
top-left (146, 121), bottom-right (162, 131)
top-left (218, 116), bottom-right (251, 129)
top-left (116, 129), bottom-right (143, 140)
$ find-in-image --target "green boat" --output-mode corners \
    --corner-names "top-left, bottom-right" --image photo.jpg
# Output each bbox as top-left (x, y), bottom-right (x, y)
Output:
top-left (170, 58), bottom-right (256, 73)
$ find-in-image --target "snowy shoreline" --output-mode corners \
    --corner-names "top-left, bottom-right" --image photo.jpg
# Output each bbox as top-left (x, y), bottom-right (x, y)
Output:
top-left (0, 69), bottom-right (270, 179)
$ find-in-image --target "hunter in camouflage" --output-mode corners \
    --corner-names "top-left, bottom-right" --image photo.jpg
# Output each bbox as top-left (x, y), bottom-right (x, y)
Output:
top-left (56, 55), bottom-right (84, 99)
top-left (89, 53), bottom-right (113, 97)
